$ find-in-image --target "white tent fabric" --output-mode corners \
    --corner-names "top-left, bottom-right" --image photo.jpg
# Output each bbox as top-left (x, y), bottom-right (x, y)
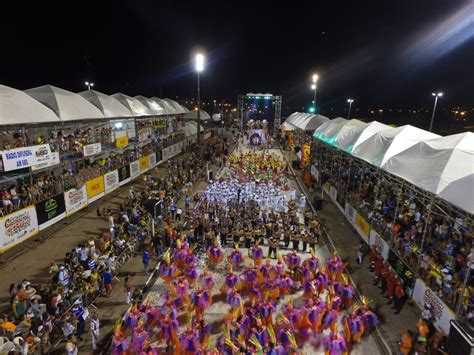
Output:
top-left (298, 114), bottom-right (330, 131)
top-left (333, 121), bottom-right (391, 152)
top-left (286, 112), bottom-right (306, 125)
top-left (291, 113), bottom-right (312, 128)
top-left (183, 121), bottom-right (205, 137)
top-left (284, 112), bottom-right (299, 124)
top-left (79, 90), bottom-right (133, 118)
top-left (112, 93), bottom-right (153, 116)
top-left (134, 96), bottom-right (167, 115)
top-left (313, 117), bottom-right (346, 137)
top-left (151, 97), bottom-right (174, 115)
top-left (352, 125), bottom-right (440, 167)
top-left (164, 99), bottom-right (187, 114)
top-left (382, 132), bottom-right (474, 214)
top-left (0, 85), bottom-right (60, 125)
top-left (280, 122), bottom-right (295, 131)
top-left (183, 110), bottom-right (211, 120)
top-left (320, 119), bottom-right (365, 144)
top-left (157, 99), bottom-right (177, 114)
top-left (25, 85), bottom-right (104, 121)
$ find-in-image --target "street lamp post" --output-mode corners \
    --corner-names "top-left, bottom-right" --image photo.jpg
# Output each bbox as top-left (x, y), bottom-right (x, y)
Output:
top-left (85, 81), bottom-right (94, 90)
top-left (195, 53), bottom-right (205, 145)
top-left (347, 99), bottom-right (354, 119)
top-left (311, 74), bottom-right (319, 113)
top-left (429, 92), bottom-right (443, 132)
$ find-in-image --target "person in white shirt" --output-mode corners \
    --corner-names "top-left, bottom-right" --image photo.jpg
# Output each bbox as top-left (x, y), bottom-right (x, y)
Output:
top-left (90, 312), bottom-right (100, 350)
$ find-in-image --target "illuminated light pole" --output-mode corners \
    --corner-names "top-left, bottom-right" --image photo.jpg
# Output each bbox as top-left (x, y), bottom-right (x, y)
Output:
top-left (347, 99), bottom-right (354, 119)
top-left (85, 81), bottom-right (94, 90)
top-left (429, 92), bottom-right (443, 132)
top-left (311, 74), bottom-right (319, 113)
top-left (195, 53), bottom-right (205, 145)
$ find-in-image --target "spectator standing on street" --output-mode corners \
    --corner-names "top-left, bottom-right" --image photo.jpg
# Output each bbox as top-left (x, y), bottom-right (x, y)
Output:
top-left (143, 249), bottom-right (151, 275)
top-left (102, 269), bottom-right (113, 298)
top-left (124, 276), bottom-right (133, 304)
top-left (90, 312), bottom-right (100, 351)
top-left (176, 207), bottom-right (182, 222)
top-left (393, 278), bottom-right (405, 314)
top-left (65, 335), bottom-right (78, 355)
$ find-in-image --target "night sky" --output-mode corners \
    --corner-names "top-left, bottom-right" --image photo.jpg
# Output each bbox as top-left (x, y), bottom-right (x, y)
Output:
top-left (1, 0), bottom-right (473, 115)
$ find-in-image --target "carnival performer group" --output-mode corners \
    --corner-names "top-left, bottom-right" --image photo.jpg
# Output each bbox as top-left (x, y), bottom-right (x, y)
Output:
top-left (112, 148), bottom-right (378, 354)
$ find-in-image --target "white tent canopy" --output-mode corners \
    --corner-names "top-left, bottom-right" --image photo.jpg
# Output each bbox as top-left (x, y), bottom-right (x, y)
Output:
top-left (0, 85), bottom-right (61, 125)
top-left (79, 90), bottom-right (133, 118)
top-left (313, 117), bottom-right (347, 138)
top-left (352, 125), bottom-right (440, 167)
top-left (183, 110), bottom-right (211, 120)
top-left (164, 99), bottom-right (187, 114)
top-left (383, 132), bottom-right (474, 214)
top-left (333, 121), bottom-right (392, 152)
top-left (134, 96), bottom-right (167, 116)
top-left (25, 85), bottom-right (104, 121)
top-left (183, 121), bottom-right (204, 137)
top-left (319, 119), bottom-right (365, 144)
top-left (280, 121), bottom-right (295, 131)
top-left (298, 114), bottom-right (330, 131)
top-left (112, 93), bottom-right (153, 116)
top-left (151, 97), bottom-right (174, 115)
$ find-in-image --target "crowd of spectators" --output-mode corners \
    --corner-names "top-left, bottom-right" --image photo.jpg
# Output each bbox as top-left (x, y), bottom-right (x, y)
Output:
top-left (308, 138), bottom-right (473, 318)
top-left (0, 133), bottom-right (226, 353)
top-left (0, 131), bottom-right (187, 217)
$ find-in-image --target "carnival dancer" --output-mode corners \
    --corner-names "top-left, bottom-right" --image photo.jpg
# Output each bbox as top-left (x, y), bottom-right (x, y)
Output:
top-left (343, 310), bottom-right (365, 344)
top-left (175, 277), bottom-right (191, 306)
top-left (355, 297), bottom-right (379, 333)
top-left (208, 242), bottom-right (224, 266)
top-left (323, 325), bottom-right (348, 355)
top-left (282, 299), bottom-right (301, 331)
top-left (249, 242), bottom-right (264, 266)
top-left (191, 286), bottom-right (211, 319)
top-left (180, 322), bottom-right (200, 354)
top-left (227, 245), bottom-right (244, 269)
top-left (184, 262), bottom-right (198, 287)
top-left (321, 297), bottom-right (339, 331)
top-left (300, 298), bottom-right (326, 333)
top-left (326, 252), bottom-right (344, 281)
top-left (220, 266), bottom-right (240, 295)
top-left (302, 249), bottom-right (320, 275)
top-left (199, 267), bottom-right (215, 291)
top-left (159, 312), bottom-right (179, 351)
top-left (334, 275), bottom-right (355, 309)
top-left (240, 263), bottom-right (258, 291)
top-left (160, 251), bottom-right (180, 284)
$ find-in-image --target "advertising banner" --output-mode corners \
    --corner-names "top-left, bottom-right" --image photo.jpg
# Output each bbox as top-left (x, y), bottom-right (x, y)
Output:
top-left (64, 186), bottom-right (88, 216)
top-left (130, 160), bottom-right (140, 179)
top-left (300, 144), bottom-right (311, 168)
top-left (115, 136), bottom-right (129, 148)
top-left (86, 176), bottom-right (105, 203)
top-left (369, 230), bottom-right (390, 259)
top-left (104, 170), bottom-right (119, 194)
top-left (329, 186), bottom-right (337, 202)
top-left (35, 193), bottom-right (66, 230)
top-left (355, 213), bottom-right (370, 240)
top-left (139, 156), bottom-right (149, 172)
top-left (388, 249), bottom-right (415, 291)
top-left (345, 203), bottom-right (356, 225)
top-left (287, 131), bottom-right (294, 149)
top-left (412, 279), bottom-right (455, 334)
top-left (0, 206), bottom-right (39, 252)
top-left (148, 153), bottom-right (157, 168)
top-left (31, 152), bottom-right (60, 172)
top-left (118, 164), bottom-right (131, 186)
top-left (1, 144), bottom-right (53, 171)
top-left (83, 143), bottom-right (102, 157)
top-left (310, 165), bottom-right (320, 182)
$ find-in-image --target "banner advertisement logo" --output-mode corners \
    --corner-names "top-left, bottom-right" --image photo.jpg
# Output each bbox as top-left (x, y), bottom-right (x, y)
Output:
top-left (86, 176), bottom-right (105, 203)
top-left (104, 170), bottom-right (119, 193)
top-left (115, 136), bottom-right (129, 148)
top-left (65, 186), bottom-right (88, 216)
top-left (83, 143), bottom-right (102, 157)
top-left (1, 144), bottom-right (53, 171)
top-left (139, 156), bottom-right (149, 172)
top-left (0, 206), bottom-right (39, 252)
top-left (35, 193), bottom-right (66, 230)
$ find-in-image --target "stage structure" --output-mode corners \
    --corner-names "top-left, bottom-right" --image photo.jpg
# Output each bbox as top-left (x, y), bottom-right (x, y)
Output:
top-left (237, 93), bottom-right (282, 136)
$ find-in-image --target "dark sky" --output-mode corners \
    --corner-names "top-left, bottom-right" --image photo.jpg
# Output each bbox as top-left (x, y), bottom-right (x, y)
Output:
top-left (1, 0), bottom-right (473, 112)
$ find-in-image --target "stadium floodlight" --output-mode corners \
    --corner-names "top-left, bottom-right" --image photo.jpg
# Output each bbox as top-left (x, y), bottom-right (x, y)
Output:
top-left (429, 92), bottom-right (443, 132)
top-left (347, 99), bottom-right (354, 119)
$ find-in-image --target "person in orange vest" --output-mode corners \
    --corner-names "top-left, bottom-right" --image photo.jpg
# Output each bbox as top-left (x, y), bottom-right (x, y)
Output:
top-left (379, 262), bottom-right (390, 295)
top-left (393, 278), bottom-right (405, 314)
top-left (373, 256), bottom-right (384, 286)
top-left (386, 271), bottom-right (396, 304)
top-left (399, 330), bottom-right (413, 355)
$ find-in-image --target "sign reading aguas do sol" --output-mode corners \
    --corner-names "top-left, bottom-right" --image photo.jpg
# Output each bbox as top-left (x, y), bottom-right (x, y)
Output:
top-left (0, 206), bottom-right (39, 252)
top-left (1, 144), bottom-right (53, 171)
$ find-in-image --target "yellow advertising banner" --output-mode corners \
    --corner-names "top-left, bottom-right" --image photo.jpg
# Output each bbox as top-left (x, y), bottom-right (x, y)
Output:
top-left (355, 213), bottom-right (370, 237)
top-left (115, 136), bottom-right (129, 148)
top-left (86, 176), bottom-right (105, 199)
top-left (300, 143), bottom-right (310, 168)
top-left (287, 131), bottom-right (294, 149)
top-left (139, 156), bottom-right (149, 172)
